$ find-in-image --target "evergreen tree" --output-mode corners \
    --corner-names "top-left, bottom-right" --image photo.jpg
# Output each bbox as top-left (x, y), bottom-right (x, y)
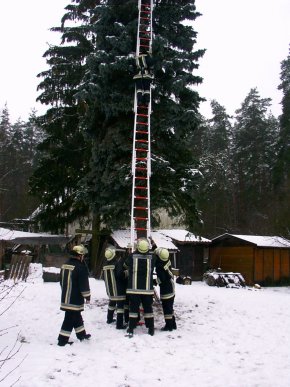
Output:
top-left (232, 88), bottom-right (279, 233)
top-left (29, 0), bottom-right (98, 233)
top-left (0, 108), bottom-right (43, 223)
top-left (76, 0), bottom-right (205, 233)
top-left (0, 106), bottom-right (12, 222)
top-left (195, 100), bottom-right (234, 236)
top-left (273, 45), bottom-right (290, 236)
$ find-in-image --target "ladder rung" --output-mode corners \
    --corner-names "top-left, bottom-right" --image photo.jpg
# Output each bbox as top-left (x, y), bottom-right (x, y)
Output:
top-left (135, 186), bottom-right (148, 190)
top-left (135, 196), bottom-right (148, 200)
top-left (136, 157), bottom-right (147, 161)
top-left (135, 176), bottom-right (148, 180)
top-left (136, 149), bottom-right (148, 153)
top-left (134, 216), bottom-right (148, 220)
top-left (139, 30), bottom-right (151, 34)
top-left (137, 121), bottom-right (148, 126)
top-left (134, 227), bottom-right (147, 231)
top-left (136, 130), bottom-right (148, 135)
top-left (136, 167), bottom-right (147, 170)
top-left (136, 139), bottom-right (148, 143)
top-left (140, 44), bottom-right (150, 48)
top-left (137, 113), bottom-right (149, 117)
top-left (134, 206), bottom-right (147, 210)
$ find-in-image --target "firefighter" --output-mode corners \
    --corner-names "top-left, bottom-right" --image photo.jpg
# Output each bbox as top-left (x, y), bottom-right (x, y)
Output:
top-left (58, 245), bottom-right (91, 346)
top-left (125, 238), bottom-right (156, 337)
top-left (103, 246), bottom-right (128, 329)
top-left (155, 247), bottom-right (177, 331)
top-left (133, 52), bottom-right (154, 106)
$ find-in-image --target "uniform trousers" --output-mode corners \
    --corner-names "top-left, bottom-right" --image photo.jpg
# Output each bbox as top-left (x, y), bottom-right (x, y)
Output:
top-left (58, 310), bottom-right (86, 344)
top-left (128, 294), bottom-right (154, 330)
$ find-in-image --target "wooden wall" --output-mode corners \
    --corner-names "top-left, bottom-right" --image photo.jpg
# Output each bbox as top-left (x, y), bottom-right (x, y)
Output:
top-left (254, 248), bottom-right (290, 283)
top-left (209, 246), bottom-right (254, 284)
top-left (210, 245), bottom-right (290, 285)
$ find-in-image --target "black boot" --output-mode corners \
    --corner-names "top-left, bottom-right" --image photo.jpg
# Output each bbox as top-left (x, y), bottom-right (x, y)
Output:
top-left (161, 319), bottom-right (173, 332)
top-left (79, 333), bottom-right (91, 341)
top-left (116, 314), bottom-right (127, 329)
top-left (58, 340), bottom-right (73, 346)
top-left (172, 315), bottom-right (177, 330)
top-left (148, 327), bottom-right (155, 336)
top-left (107, 309), bottom-right (115, 324)
top-left (126, 328), bottom-right (134, 338)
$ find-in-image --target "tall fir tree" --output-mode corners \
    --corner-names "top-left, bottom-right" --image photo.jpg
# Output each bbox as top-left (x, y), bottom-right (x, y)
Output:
top-left (273, 45), bottom-right (290, 236)
top-left (194, 100), bottom-right (234, 236)
top-left (29, 0), bottom-right (99, 233)
top-left (232, 88), bottom-right (279, 233)
top-left (76, 0), bottom-right (205, 235)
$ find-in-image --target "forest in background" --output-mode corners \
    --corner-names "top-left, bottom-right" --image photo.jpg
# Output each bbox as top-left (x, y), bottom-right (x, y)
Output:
top-left (0, 1), bottom-right (289, 241)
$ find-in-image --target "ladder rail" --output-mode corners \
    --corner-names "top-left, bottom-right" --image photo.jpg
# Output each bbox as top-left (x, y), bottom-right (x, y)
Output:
top-left (131, 0), bottom-right (153, 247)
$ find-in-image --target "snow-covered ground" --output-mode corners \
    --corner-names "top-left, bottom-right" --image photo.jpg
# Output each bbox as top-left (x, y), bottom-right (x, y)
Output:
top-left (1, 264), bottom-right (290, 387)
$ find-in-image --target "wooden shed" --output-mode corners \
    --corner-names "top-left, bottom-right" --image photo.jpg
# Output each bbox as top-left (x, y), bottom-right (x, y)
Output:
top-left (0, 227), bottom-right (71, 269)
top-left (209, 234), bottom-right (290, 285)
top-left (108, 229), bottom-right (211, 281)
top-left (157, 229), bottom-right (211, 280)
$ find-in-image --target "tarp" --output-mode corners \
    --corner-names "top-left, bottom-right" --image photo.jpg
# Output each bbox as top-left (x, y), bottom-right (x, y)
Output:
top-left (0, 227), bottom-right (71, 245)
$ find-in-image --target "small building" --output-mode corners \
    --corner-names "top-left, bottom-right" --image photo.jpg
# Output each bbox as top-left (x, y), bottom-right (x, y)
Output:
top-left (158, 229), bottom-right (211, 280)
top-left (209, 234), bottom-right (290, 285)
top-left (108, 229), bottom-right (211, 281)
top-left (0, 227), bottom-right (71, 269)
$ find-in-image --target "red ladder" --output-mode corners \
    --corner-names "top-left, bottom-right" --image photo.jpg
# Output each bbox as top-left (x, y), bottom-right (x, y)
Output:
top-left (130, 0), bottom-right (153, 245)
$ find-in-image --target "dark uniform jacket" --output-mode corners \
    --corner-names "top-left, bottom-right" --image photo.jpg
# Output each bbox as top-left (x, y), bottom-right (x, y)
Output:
top-left (103, 256), bottom-right (127, 301)
top-left (125, 252), bottom-right (156, 295)
top-left (60, 257), bottom-right (91, 312)
top-left (155, 257), bottom-right (175, 300)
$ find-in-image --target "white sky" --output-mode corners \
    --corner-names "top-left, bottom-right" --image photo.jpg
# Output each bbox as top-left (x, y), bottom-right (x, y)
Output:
top-left (0, 0), bottom-right (289, 123)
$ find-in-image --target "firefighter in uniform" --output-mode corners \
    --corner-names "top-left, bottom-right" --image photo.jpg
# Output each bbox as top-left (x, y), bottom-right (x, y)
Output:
top-left (155, 247), bottom-right (177, 331)
top-left (133, 52), bottom-right (154, 106)
top-left (103, 246), bottom-right (128, 329)
top-left (58, 245), bottom-right (91, 346)
top-left (125, 238), bottom-right (156, 337)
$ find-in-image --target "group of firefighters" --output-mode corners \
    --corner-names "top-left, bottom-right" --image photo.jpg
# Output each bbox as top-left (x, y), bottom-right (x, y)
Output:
top-left (57, 238), bottom-right (176, 346)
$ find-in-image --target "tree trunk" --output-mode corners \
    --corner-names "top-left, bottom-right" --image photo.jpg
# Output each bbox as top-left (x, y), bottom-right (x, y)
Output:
top-left (91, 212), bottom-right (101, 277)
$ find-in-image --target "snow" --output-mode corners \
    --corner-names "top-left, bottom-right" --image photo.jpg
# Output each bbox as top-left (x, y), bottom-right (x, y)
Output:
top-left (111, 229), bottom-right (211, 251)
top-left (1, 263), bottom-right (290, 387)
top-left (158, 229), bottom-right (211, 244)
top-left (212, 234), bottom-right (290, 248)
top-left (0, 227), bottom-right (70, 245)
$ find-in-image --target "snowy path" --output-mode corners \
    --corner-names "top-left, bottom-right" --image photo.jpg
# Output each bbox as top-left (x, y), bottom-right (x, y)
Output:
top-left (1, 267), bottom-right (290, 387)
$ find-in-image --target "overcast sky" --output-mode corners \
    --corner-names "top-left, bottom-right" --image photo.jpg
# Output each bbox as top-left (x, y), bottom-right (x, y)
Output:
top-left (0, 0), bottom-right (289, 123)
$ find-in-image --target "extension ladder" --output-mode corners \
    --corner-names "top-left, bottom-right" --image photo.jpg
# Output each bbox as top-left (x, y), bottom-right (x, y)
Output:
top-left (130, 0), bottom-right (153, 246)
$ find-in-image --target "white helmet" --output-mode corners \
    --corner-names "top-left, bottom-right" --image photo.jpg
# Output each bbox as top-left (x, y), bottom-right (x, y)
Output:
top-left (73, 245), bottom-right (87, 255)
top-left (105, 246), bottom-right (116, 261)
top-left (136, 238), bottom-right (150, 253)
top-left (155, 247), bottom-right (169, 261)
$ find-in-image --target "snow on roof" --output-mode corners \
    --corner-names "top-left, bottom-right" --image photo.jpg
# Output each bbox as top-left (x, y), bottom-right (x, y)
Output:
top-left (158, 229), bottom-right (211, 244)
top-left (150, 231), bottom-right (178, 250)
top-left (0, 227), bottom-right (71, 245)
top-left (111, 229), bottom-right (178, 250)
top-left (111, 229), bottom-right (210, 250)
top-left (212, 233), bottom-right (290, 248)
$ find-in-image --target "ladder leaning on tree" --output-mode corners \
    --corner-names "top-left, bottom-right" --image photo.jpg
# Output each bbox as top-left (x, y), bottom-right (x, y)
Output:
top-left (130, 0), bottom-right (154, 246)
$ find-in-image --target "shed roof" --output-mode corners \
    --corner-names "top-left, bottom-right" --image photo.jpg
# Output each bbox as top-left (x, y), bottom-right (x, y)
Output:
top-left (111, 229), bottom-right (210, 250)
top-left (211, 233), bottom-right (290, 248)
top-left (158, 229), bottom-right (211, 244)
top-left (0, 227), bottom-right (71, 245)
top-left (111, 229), bottom-right (178, 250)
